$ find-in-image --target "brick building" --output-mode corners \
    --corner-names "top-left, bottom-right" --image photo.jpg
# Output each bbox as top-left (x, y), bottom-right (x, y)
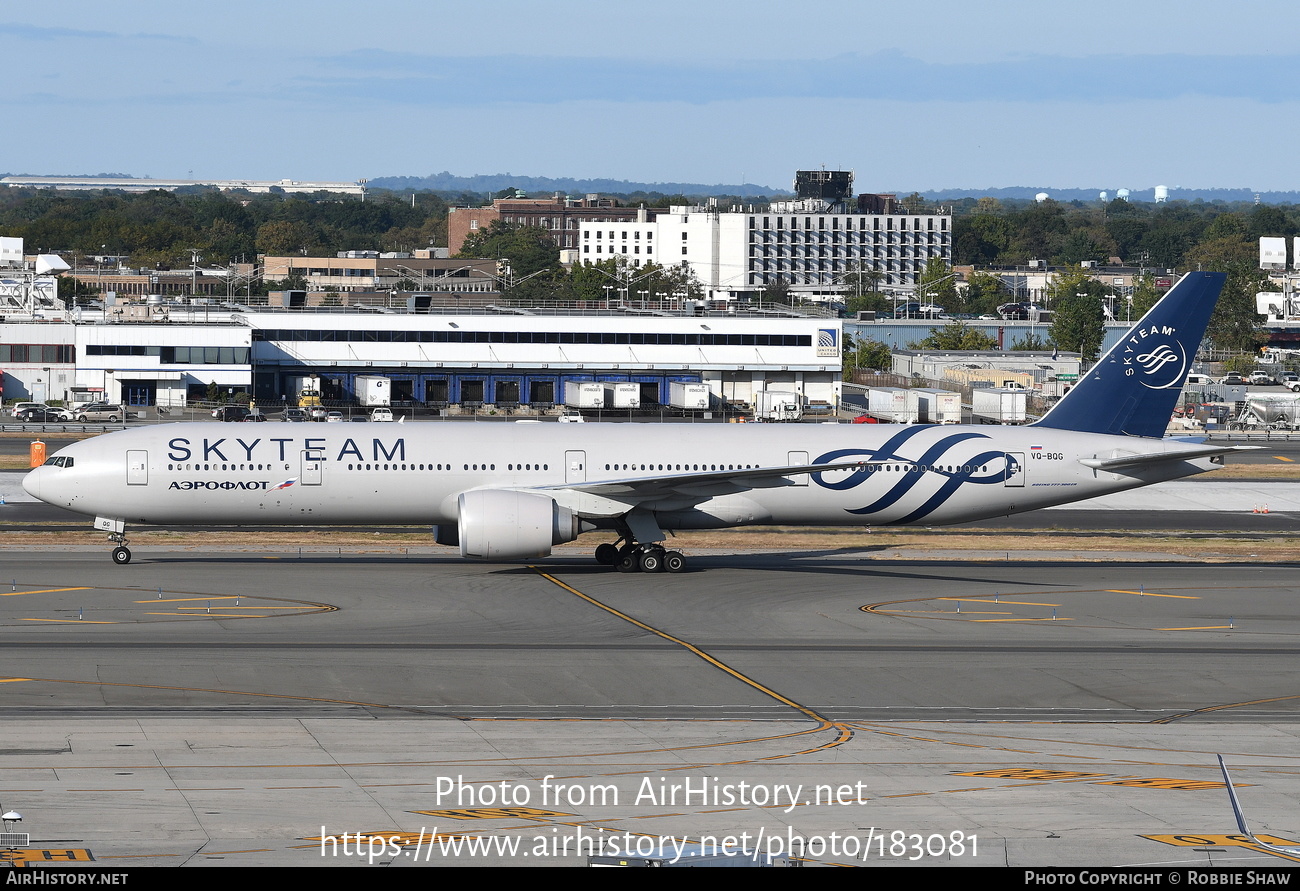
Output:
top-left (448, 195), bottom-right (643, 254)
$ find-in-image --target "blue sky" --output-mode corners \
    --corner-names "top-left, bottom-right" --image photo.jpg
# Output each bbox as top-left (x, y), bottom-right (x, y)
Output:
top-left (4, 1), bottom-right (1298, 192)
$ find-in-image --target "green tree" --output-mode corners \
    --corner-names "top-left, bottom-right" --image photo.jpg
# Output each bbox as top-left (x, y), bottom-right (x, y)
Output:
top-left (1129, 274), bottom-right (1161, 321)
top-left (761, 275), bottom-right (792, 306)
top-left (1048, 266), bottom-right (1106, 360)
top-left (909, 322), bottom-right (997, 351)
top-left (1184, 238), bottom-right (1265, 353)
top-left (57, 274), bottom-right (98, 306)
top-left (1009, 332), bottom-right (1050, 350)
top-left (844, 337), bottom-right (893, 374)
top-left (916, 257), bottom-right (959, 312)
top-left (456, 220), bottom-right (559, 281)
top-left (568, 257), bottom-right (702, 304)
top-left (962, 271), bottom-right (1006, 315)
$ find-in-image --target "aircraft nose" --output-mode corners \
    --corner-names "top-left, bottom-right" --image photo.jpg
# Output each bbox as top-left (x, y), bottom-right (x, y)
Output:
top-left (22, 467), bottom-right (40, 500)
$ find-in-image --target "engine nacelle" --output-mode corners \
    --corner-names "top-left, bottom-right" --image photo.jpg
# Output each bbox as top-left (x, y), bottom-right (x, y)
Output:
top-left (458, 489), bottom-right (580, 561)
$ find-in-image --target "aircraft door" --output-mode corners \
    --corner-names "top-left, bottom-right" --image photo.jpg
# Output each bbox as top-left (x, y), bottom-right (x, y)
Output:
top-left (301, 450), bottom-right (323, 486)
top-left (1004, 452), bottom-right (1025, 487)
top-left (127, 450), bottom-right (148, 486)
top-left (787, 450), bottom-right (809, 486)
top-left (565, 450), bottom-right (586, 484)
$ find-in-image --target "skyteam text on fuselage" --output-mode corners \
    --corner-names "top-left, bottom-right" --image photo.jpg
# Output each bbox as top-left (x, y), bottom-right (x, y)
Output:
top-left (23, 272), bottom-right (1236, 572)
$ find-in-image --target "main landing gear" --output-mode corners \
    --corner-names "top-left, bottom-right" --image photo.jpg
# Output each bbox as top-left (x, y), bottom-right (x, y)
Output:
top-left (594, 540), bottom-right (686, 573)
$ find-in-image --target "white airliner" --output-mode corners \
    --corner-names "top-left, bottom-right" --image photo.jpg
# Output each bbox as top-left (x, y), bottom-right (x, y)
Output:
top-left (24, 272), bottom-right (1235, 571)
top-left (1218, 755), bottom-right (1300, 858)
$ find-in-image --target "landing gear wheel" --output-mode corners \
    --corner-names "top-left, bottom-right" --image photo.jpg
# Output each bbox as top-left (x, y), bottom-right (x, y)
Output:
top-left (594, 543), bottom-right (620, 565)
top-left (615, 552), bottom-right (639, 573)
top-left (638, 548), bottom-right (664, 573)
top-left (112, 546), bottom-right (131, 565)
top-left (663, 551), bottom-right (685, 573)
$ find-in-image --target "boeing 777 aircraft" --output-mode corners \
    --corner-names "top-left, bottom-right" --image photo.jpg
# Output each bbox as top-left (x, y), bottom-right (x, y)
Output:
top-left (24, 272), bottom-right (1235, 571)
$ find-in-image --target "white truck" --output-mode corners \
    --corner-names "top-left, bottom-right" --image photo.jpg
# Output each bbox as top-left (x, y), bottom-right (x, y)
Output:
top-left (354, 375), bottom-right (391, 407)
top-left (912, 388), bottom-right (961, 424)
top-left (754, 390), bottom-right (803, 422)
top-left (866, 387), bottom-right (919, 423)
top-left (601, 382), bottom-right (640, 410)
top-left (668, 381), bottom-right (711, 411)
top-left (971, 387), bottom-right (1028, 424)
top-left (563, 381), bottom-right (605, 410)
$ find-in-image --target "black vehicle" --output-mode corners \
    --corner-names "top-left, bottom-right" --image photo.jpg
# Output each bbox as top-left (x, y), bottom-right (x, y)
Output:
top-left (17, 407), bottom-right (70, 422)
top-left (213, 405), bottom-right (251, 422)
top-left (998, 302), bottom-right (1032, 320)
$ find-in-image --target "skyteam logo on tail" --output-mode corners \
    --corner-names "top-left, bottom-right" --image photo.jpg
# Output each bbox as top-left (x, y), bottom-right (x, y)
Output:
top-left (1122, 324), bottom-right (1186, 390)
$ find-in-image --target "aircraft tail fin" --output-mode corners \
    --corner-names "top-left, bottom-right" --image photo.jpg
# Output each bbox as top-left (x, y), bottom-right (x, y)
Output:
top-left (1032, 271), bottom-right (1226, 438)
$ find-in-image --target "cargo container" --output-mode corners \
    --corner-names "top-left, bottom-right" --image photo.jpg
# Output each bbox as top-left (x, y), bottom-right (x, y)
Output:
top-left (601, 382), bottom-right (640, 409)
top-left (866, 387), bottom-right (918, 423)
top-left (354, 375), bottom-right (391, 407)
top-left (668, 381), bottom-right (711, 411)
top-left (971, 387), bottom-right (1028, 424)
top-left (912, 388), bottom-right (961, 424)
top-left (563, 381), bottom-right (605, 409)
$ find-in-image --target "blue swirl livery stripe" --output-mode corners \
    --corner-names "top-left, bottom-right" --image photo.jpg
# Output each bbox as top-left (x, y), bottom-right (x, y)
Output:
top-left (813, 431), bottom-right (1010, 523)
top-left (873, 448), bottom-right (1009, 523)
top-left (811, 427), bottom-right (940, 491)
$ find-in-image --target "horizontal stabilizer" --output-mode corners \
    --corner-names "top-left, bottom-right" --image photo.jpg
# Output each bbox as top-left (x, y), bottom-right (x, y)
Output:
top-left (1078, 445), bottom-right (1241, 471)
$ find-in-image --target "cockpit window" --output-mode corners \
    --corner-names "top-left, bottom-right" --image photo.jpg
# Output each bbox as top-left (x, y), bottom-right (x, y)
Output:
top-left (43, 456), bottom-right (73, 468)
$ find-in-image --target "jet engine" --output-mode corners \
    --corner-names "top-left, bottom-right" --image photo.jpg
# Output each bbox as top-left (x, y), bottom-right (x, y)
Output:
top-left (457, 489), bottom-right (580, 561)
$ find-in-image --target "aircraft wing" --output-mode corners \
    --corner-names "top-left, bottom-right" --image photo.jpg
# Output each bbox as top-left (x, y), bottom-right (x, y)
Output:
top-left (535, 459), bottom-right (868, 515)
top-left (1078, 444), bottom-right (1248, 472)
top-left (1218, 755), bottom-right (1300, 857)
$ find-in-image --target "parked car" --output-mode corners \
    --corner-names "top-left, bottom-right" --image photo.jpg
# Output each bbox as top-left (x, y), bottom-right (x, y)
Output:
top-left (212, 405), bottom-right (251, 422)
top-left (309, 406), bottom-right (328, 421)
top-left (281, 408), bottom-right (310, 422)
top-left (895, 302), bottom-right (942, 319)
top-left (1220, 372), bottom-right (1245, 385)
top-left (17, 407), bottom-right (71, 422)
top-left (1247, 371), bottom-right (1275, 385)
top-left (325, 411), bottom-right (344, 423)
top-left (76, 403), bottom-right (127, 422)
top-left (240, 412), bottom-right (268, 422)
top-left (370, 407), bottom-right (394, 422)
top-left (11, 402), bottom-right (47, 418)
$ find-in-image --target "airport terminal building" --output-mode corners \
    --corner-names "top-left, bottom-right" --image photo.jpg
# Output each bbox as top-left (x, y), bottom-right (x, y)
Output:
top-left (0, 309), bottom-right (843, 412)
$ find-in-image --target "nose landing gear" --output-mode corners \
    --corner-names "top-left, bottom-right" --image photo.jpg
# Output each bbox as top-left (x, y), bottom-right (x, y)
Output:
top-left (109, 532), bottom-right (131, 565)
